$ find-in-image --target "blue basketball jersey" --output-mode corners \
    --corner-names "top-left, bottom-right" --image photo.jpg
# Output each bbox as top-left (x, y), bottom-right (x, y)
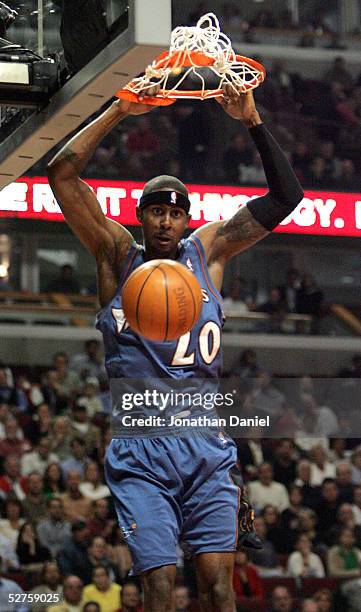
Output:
top-left (96, 234), bottom-right (225, 435)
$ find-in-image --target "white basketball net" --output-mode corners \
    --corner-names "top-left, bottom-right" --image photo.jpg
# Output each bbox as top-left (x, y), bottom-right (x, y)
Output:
top-left (125, 13), bottom-right (265, 100)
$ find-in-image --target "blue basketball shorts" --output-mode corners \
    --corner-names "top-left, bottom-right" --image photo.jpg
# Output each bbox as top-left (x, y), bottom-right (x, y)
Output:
top-left (104, 431), bottom-right (240, 574)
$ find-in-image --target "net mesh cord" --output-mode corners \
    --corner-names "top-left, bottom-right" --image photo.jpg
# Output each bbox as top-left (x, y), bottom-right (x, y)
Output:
top-left (124, 13), bottom-right (265, 99)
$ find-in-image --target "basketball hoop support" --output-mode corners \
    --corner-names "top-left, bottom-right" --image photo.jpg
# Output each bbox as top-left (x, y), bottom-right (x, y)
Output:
top-left (0, 0), bottom-right (171, 191)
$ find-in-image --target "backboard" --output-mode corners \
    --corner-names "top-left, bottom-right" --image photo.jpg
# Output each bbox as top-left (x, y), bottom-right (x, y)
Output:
top-left (0, 0), bottom-right (171, 190)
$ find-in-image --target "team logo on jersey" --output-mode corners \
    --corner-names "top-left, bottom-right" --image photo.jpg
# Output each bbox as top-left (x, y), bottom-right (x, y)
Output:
top-left (121, 522), bottom-right (137, 539)
top-left (171, 191), bottom-right (177, 204)
top-left (186, 258), bottom-right (194, 271)
top-left (201, 289), bottom-right (209, 302)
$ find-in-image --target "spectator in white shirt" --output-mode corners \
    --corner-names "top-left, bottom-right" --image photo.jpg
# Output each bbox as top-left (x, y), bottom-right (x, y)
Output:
top-left (310, 444), bottom-right (336, 487)
top-left (0, 499), bottom-right (24, 552)
top-left (287, 534), bottom-right (325, 578)
top-left (76, 379), bottom-right (103, 419)
top-left (79, 462), bottom-right (110, 501)
top-left (247, 462), bottom-right (290, 513)
top-left (21, 437), bottom-right (59, 477)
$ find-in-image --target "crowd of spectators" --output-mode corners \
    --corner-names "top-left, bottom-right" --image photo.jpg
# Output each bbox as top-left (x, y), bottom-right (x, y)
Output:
top-left (223, 266), bottom-right (325, 334)
top-left (66, 53), bottom-right (361, 195)
top-left (0, 338), bottom-right (360, 610)
top-left (3, 2), bottom-right (361, 197)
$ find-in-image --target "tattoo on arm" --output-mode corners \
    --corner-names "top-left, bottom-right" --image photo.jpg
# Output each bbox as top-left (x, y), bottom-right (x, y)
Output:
top-left (49, 146), bottom-right (86, 175)
top-left (216, 206), bottom-right (269, 246)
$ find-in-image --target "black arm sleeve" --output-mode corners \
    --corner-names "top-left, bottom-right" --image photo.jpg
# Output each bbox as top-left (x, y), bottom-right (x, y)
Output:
top-left (246, 123), bottom-right (304, 231)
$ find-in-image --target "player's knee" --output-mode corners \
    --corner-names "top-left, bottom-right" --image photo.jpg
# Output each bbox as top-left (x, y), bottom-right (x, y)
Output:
top-left (145, 568), bottom-right (174, 603)
top-left (210, 578), bottom-right (233, 605)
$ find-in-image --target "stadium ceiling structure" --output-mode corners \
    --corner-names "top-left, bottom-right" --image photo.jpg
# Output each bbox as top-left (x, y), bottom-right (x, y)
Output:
top-left (0, 0), bottom-right (171, 191)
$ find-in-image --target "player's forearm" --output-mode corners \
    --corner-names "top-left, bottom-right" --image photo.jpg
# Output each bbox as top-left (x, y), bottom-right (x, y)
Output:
top-left (47, 101), bottom-right (128, 179)
top-left (246, 123), bottom-right (304, 230)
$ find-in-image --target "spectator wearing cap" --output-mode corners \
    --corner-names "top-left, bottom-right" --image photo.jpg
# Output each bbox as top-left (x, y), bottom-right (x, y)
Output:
top-left (57, 521), bottom-right (92, 584)
top-left (328, 526), bottom-right (361, 578)
top-left (82, 566), bottom-right (122, 612)
top-left (0, 454), bottom-right (27, 500)
top-left (69, 406), bottom-right (101, 455)
top-left (61, 438), bottom-right (90, 479)
top-left (0, 417), bottom-right (31, 459)
top-left (247, 463), bottom-right (290, 512)
top-left (61, 470), bottom-right (92, 523)
top-left (37, 498), bottom-right (71, 558)
top-left (70, 340), bottom-right (105, 382)
top-left (0, 498), bottom-right (25, 552)
top-left (287, 534), bottom-right (325, 578)
top-left (22, 472), bottom-right (48, 524)
top-left (21, 438), bottom-right (59, 477)
top-left (0, 554), bottom-right (27, 612)
top-left (80, 463), bottom-right (110, 502)
top-left (47, 575), bottom-right (84, 612)
top-left (30, 561), bottom-right (63, 612)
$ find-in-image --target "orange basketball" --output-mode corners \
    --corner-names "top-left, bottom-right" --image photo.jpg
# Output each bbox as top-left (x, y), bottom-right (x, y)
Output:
top-left (122, 259), bottom-right (203, 342)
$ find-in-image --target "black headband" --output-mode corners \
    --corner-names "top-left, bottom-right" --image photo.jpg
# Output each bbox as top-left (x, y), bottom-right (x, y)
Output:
top-left (138, 190), bottom-right (191, 213)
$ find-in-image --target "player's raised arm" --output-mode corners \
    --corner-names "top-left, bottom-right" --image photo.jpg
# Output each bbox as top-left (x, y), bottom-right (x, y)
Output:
top-left (47, 94), bottom-right (158, 260)
top-left (195, 87), bottom-right (304, 266)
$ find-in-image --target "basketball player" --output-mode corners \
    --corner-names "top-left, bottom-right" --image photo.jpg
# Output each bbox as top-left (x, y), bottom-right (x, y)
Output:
top-left (47, 85), bottom-right (303, 612)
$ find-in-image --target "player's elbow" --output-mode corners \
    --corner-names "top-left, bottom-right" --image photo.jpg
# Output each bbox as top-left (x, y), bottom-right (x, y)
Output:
top-left (47, 160), bottom-right (61, 184)
top-left (47, 161), bottom-right (77, 189)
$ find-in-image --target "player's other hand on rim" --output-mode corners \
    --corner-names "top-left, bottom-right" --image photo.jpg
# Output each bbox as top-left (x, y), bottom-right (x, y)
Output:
top-left (216, 84), bottom-right (262, 128)
top-left (115, 84), bottom-right (161, 115)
